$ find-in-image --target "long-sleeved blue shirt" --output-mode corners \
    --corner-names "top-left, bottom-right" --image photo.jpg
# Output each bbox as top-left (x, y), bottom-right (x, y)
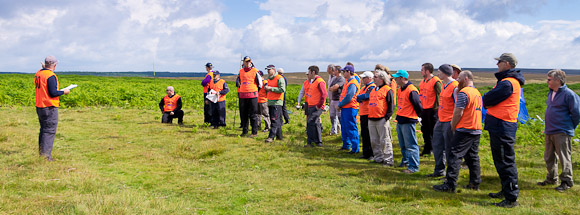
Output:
top-left (44, 70), bottom-right (64, 97)
top-left (356, 82), bottom-right (375, 103)
top-left (338, 77), bottom-right (358, 108)
top-left (545, 84), bottom-right (580, 136)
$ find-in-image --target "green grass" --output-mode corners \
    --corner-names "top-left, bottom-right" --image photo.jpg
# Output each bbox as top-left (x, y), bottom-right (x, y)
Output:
top-left (1, 74), bottom-right (579, 214)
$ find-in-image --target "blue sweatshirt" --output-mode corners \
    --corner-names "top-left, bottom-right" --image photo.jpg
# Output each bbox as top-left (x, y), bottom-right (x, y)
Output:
top-left (545, 84), bottom-right (580, 136)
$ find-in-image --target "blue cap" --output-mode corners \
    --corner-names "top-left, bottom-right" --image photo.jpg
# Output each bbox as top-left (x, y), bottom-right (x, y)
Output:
top-left (205, 62), bottom-right (212, 68)
top-left (258, 70), bottom-right (263, 76)
top-left (392, 70), bottom-right (409, 79)
top-left (243, 56), bottom-right (251, 62)
top-left (213, 70), bottom-right (220, 75)
top-left (341, 65), bottom-right (355, 73)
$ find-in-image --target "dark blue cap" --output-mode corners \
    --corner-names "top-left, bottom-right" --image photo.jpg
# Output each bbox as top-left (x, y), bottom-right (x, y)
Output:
top-left (205, 62), bottom-right (212, 68)
top-left (243, 56), bottom-right (251, 62)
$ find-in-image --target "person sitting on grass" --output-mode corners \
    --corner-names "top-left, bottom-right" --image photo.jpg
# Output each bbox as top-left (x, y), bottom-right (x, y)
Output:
top-left (210, 71), bottom-right (229, 129)
top-left (159, 86), bottom-right (184, 125)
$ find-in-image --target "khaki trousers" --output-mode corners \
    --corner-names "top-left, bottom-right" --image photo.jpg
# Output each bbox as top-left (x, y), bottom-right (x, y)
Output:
top-left (544, 133), bottom-right (574, 185)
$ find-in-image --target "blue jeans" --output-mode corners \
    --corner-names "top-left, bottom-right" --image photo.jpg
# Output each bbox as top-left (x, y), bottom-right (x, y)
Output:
top-left (397, 123), bottom-right (420, 172)
top-left (340, 108), bottom-right (359, 152)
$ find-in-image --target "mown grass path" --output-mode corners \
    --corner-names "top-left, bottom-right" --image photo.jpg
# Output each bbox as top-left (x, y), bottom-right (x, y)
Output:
top-left (1, 105), bottom-right (579, 214)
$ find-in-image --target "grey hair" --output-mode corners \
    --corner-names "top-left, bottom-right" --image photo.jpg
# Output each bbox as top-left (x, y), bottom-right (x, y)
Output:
top-left (166, 86), bottom-right (174, 91)
top-left (277, 68), bottom-right (284, 74)
top-left (375, 70), bottom-right (390, 85)
top-left (327, 64), bottom-right (336, 71)
top-left (547, 69), bottom-right (566, 85)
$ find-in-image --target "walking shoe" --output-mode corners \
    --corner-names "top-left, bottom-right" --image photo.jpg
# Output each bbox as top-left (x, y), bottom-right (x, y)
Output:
top-left (382, 162), bottom-right (394, 167)
top-left (304, 143), bottom-right (314, 148)
top-left (555, 182), bottom-right (573, 192)
top-left (493, 200), bottom-right (519, 208)
top-left (315, 143), bottom-right (323, 147)
top-left (249, 134), bottom-right (258, 138)
top-left (358, 155), bottom-right (368, 159)
top-left (398, 162), bottom-right (408, 168)
top-left (240, 133), bottom-right (248, 137)
top-left (368, 156), bottom-right (375, 161)
top-left (463, 183), bottom-right (479, 190)
top-left (488, 191), bottom-right (504, 199)
top-left (433, 183), bottom-right (456, 193)
top-left (401, 169), bottom-right (416, 174)
top-left (265, 138), bottom-right (273, 143)
top-left (262, 129), bottom-right (269, 132)
top-left (537, 179), bottom-right (557, 186)
top-left (426, 173), bottom-right (444, 178)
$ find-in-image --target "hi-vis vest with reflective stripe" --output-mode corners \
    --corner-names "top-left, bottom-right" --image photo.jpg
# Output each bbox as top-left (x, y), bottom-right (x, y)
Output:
top-left (340, 77), bottom-right (360, 109)
top-left (258, 82), bottom-right (268, 103)
top-left (267, 75), bottom-right (284, 101)
top-left (35, 69), bottom-right (60, 108)
top-left (212, 79), bottom-right (227, 102)
top-left (397, 84), bottom-right (419, 119)
top-left (164, 94), bottom-right (181, 112)
top-left (358, 83), bottom-right (376, 115)
top-left (486, 77), bottom-right (521, 123)
top-left (303, 79), bottom-right (311, 104)
top-left (456, 86), bottom-right (483, 130)
top-left (238, 68), bottom-right (259, 93)
top-left (369, 84), bottom-right (392, 118)
top-left (419, 76), bottom-right (441, 109)
top-left (203, 71), bottom-right (214, 94)
top-left (438, 80), bottom-right (458, 122)
top-left (307, 76), bottom-right (326, 107)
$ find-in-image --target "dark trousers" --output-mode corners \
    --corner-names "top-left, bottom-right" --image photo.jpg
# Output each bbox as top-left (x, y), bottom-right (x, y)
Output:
top-left (420, 108), bottom-right (437, 154)
top-left (307, 106), bottom-right (323, 144)
top-left (490, 131), bottom-right (520, 202)
top-left (360, 115), bottom-right (373, 158)
top-left (203, 94), bottom-right (212, 124)
top-left (239, 97), bottom-right (259, 135)
top-left (211, 101), bottom-right (226, 127)
top-left (162, 110), bottom-right (184, 124)
top-left (37, 107), bottom-right (58, 159)
top-left (445, 131), bottom-right (481, 188)
top-left (282, 99), bottom-right (290, 124)
top-left (268, 105), bottom-right (283, 140)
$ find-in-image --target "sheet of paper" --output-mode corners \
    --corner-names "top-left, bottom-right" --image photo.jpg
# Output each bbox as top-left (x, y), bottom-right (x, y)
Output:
top-left (62, 84), bottom-right (78, 91)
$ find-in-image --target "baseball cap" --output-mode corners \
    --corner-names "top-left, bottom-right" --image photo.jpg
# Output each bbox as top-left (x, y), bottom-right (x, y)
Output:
top-left (205, 62), bottom-right (213, 68)
top-left (391, 70), bottom-right (409, 79)
top-left (258, 70), bottom-right (264, 76)
top-left (438, 64), bottom-right (453, 76)
top-left (341, 65), bottom-right (355, 73)
top-left (213, 70), bottom-right (220, 75)
top-left (265, 64), bottom-right (276, 70)
top-left (360, 71), bottom-right (375, 78)
top-left (494, 53), bottom-right (517, 67)
top-left (243, 56), bottom-right (251, 62)
top-left (450, 64), bottom-right (461, 71)
top-left (44, 56), bottom-right (58, 64)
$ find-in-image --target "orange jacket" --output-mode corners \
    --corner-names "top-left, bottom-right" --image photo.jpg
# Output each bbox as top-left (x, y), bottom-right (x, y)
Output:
top-left (419, 76), bottom-right (441, 109)
top-left (212, 79), bottom-right (227, 102)
top-left (203, 71), bottom-right (214, 94)
top-left (163, 94), bottom-right (181, 112)
top-left (238, 68), bottom-right (259, 93)
top-left (369, 84), bottom-right (392, 118)
top-left (358, 83), bottom-right (376, 115)
top-left (456, 86), bottom-right (483, 130)
top-left (438, 80), bottom-right (458, 122)
top-left (307, 76), bottom-right (327, 107)
top-left (267, 75), bottom-right (284, 101)
top-left (340, 77), bottom-right (360, 109)
top-left (34, 69), bottom-right (60, 108)
top-left (486, 77), bottom-right (521, 123)
top-left (258, 82), bottom-right (268, 103)
top-left (397, 84), bottom-right (419, 119)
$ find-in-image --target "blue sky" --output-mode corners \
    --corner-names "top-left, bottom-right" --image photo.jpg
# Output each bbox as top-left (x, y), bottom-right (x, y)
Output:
top-left (0, 0), bottom-right (579, 73)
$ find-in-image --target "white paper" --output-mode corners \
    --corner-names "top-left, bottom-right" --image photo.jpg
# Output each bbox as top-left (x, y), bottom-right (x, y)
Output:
top-left (205, 89), bottom-right (219, 103)
top-left (61, 84), bottom-right (78, 91)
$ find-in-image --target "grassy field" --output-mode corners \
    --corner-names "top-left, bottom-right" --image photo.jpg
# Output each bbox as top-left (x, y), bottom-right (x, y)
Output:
top-left (1, 74), bottom-right (579, 214)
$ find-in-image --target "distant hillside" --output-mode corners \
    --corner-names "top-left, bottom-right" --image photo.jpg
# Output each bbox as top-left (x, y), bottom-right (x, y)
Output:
top-left (0, 71), bottom-right (235, 78)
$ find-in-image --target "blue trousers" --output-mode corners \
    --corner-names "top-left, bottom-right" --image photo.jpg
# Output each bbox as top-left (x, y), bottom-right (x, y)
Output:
top-left (340, 108), bottom-right (359, 152)
top-left (397, 123), bottom-right (420, 172)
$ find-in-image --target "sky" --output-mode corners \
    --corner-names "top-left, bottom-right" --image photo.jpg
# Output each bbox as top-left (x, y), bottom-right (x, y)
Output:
top-left (1, 0), bottom-right (580, 73)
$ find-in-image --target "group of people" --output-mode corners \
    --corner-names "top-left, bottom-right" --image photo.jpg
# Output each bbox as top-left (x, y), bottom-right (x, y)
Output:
top-left (34, 53), bottom-right (579, 208)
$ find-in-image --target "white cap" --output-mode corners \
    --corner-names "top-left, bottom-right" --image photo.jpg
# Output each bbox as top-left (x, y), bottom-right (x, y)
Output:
top-left (360, 71), bottom-right (374, 78)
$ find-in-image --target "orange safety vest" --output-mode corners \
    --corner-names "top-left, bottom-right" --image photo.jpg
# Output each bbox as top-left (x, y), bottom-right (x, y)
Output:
top-left (358, 82), bottom-right (376, 115)
top-left (238, 68), bottom-right (259, 93)
top-left (419, 76), bottom-right (441, 109)
top-left (369, 84), bottom-right (392, 118)
top-left (397, 84), bottom-right (419, 119)
top-left (390, 79), bottom-right (397, 106)
top-left (456, 86), bottom-right (483, 130)
top-left (258, 82), bottom-right (268, 103)
top-left (340, 77), bottom-right (361, 109)
top-left (486, 77), bottom-right (521, 123)
top-left (438, 80), bottom-right (459, 122)
top-left (203, 71), bottom-right (214, 94)
top-left (163, 94), bottom-right (181, 112)
top-left (34, 69), bottom-right (60, 108)
top-left (307, 76), bottom-right (327, 107)
top-left (267, 75), bottom-right (284, 101)
top-left (303, 79), bottom-right (311, 103)
top-left (212, 79), bottom-right (227, 102)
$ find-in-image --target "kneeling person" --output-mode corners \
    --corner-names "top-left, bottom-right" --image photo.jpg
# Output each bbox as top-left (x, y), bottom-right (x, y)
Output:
top-left (433, 71), bottom-right (482, 192)
top-left (211, 71), bottom-right (229, 128)
top-left (160, 86), bottom-right (184, 124)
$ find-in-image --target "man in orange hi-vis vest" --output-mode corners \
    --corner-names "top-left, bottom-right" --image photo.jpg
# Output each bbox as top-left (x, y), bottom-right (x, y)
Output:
top-left (338, 65), bottom-right (361, 153)
top-left (429, 64), bottom-right (458, 178)
top-left (305, 65), bottom-right (327, 147)
top-left (483, 53), bottom-right (525, 208)
top-left (356, 71), bottom-right (376, 159)
top-left (367, 70), bottom-right (395, 166)
top-left (209, 71), bottom-right (229, 129)
top-left (201, 63), bottom-right (214, 124)
top-left (34, 56), bottom-right (71, 161)
top-left (418, 63), bottom-right (442, 157)
top-left (264, 65), bottom-right (286, 143)
top-left (159, 86), bottom-right (184, 125)
top-left (433, 70), bottom-right (482, 194)
top-left (237, 56), bottom-right (262, 137)
top-left (392, 70), bottom-right (423, 174)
